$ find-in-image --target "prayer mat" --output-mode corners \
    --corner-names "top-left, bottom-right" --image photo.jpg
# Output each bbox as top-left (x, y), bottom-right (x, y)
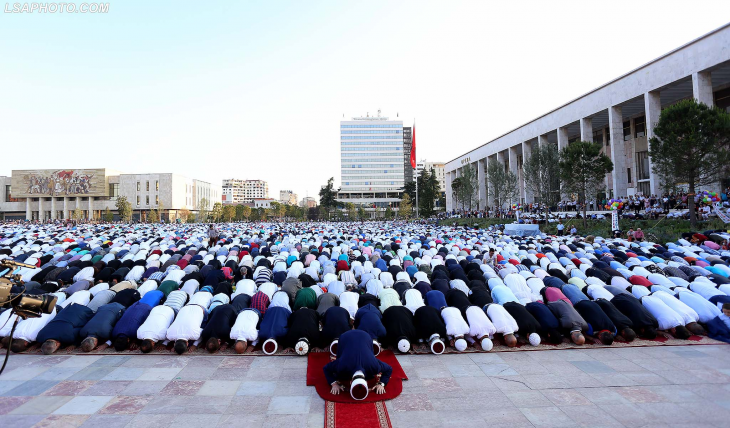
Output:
top-left (325, 401), bottom-right (392, 428)
top-left (307, 350), bottom-right (407, 403)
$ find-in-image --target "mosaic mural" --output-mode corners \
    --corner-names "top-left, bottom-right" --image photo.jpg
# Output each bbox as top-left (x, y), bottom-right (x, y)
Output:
top-left (11, 169), bottom-right (107, 197)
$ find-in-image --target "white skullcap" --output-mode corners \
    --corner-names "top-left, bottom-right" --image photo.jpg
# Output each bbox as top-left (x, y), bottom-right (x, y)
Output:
top-left (528, 333), bottom-right (541, 346)
top-left (295, 339), bottom-right (309, 355)
top-left (455, 338), bottom-right (467, 352)
top-left (480, 337), bottom-right (493, 351)
top-left (397, 338), bottom-right (410, 353)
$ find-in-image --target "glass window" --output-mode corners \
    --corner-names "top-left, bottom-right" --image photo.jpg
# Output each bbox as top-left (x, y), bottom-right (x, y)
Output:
top-left (136, 196), bottom-right (140, 205)
top-left (146, 196), bottom-right (149, 205)
top-left (136, 182), bottom-right (140, 191)
top-left (623, 120), bottom-right (631, 140)
top-left (146, 181), bottom-right (149, 191)
top-left (156, 181), bottom-right (159, 191)
top-left (636, 151), bottom-right (650, 180)
top-left (627, 168), bottom-right (632, 184)
top-left (156, 195), bottom-right (159, 205)
top-left (634, 116), bottom-right (646, 137)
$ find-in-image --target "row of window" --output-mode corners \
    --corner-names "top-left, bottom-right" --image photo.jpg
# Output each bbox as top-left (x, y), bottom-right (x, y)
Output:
top-left (340, 124), bottom-right (401, 128)
top-left (342, 170), bottom-right (401, 175)
top-left (341, 142), bottom-right (403, 146)
top-left (343, 164), bottom-right (398, 168)
top-left (136, 195), bottom-right (159, 206)
top-left (342, 155), bottom-right (403, 160)
top-left (342, 147), bottom-right (402, 152)
top-left (340, 130), bottom-right (402, 134)
top-left (136, 180), bottom-right (159, 192)
top-left (343, 181), bottom-right (403, 186)
top-left (341, 136), bottom-right (403, 140)
top-left (342, 175), bottom-right (403, 180)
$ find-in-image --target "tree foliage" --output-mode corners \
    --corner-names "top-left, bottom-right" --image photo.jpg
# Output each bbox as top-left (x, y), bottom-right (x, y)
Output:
top-left (558, 140), bottom-right (613, 228)
top-left (223, 205), bottom-right (236, 222)
top-left (457, 164), bottom-right (479, 211)
top-left (178, 208), bottom-right (191, 223)
top-left (649, 99), bottom-right (730, 228)
top-left (196, 198), bottom-right (210, 223)
top-left (399, 193), bottom-right (413, 219)
top-left (210, 202), bottom-right (223, 223)
top-left (450, 177), bottom-right (462, 210)
top-left (318, 177), bottom-right (340, 220)
top-left (147, 208), bottom-right (159, 223)
top-left (417, 167), bottom-right (441, 217)
top-left (115, 196), bottom-right (132, 222)
top-left (72, 207), bottom-right (83, 221)
top-left (523, 143), bottom-right (561, 209)
top-left (345, 202), bottom-right (356, 219)
top-left (487, 159), bottom-right (519, 208)
top-left (104, 207), bottom-right (113, 222)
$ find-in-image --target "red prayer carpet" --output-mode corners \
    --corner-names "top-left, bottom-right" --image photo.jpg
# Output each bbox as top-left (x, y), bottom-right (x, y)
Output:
top-left (325, 401), bottom-right (392, 428)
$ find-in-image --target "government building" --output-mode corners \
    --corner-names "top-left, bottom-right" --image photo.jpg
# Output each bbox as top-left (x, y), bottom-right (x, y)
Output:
top-left (0, 169), bottom-right (218, 221)
top-left (445, 23), bottom-right (730, 212)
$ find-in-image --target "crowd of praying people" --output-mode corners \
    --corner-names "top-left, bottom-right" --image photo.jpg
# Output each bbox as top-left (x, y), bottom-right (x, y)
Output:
top-left (1, 221), bottom-right (730, 360)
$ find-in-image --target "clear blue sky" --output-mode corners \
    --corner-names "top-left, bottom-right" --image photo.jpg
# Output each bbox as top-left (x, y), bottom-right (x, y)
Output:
top-left (1, 1), bottom-right (729, 201)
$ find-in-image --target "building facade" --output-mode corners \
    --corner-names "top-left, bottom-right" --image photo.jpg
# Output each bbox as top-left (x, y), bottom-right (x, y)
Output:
top-left (0, 169), bottom-right (217, 221)
top-left (403, 126), bottom-right (413, 185)
top-left (279, 190), bottom-right (298, 205)
top-left (300, 196), bottom-right (317, 208)
top-left (222, 179), bottom-right (269, 204)
top-left (445, 24), bottom-right (730, 212)
top-left (337, 112), bottom-right (405, 208)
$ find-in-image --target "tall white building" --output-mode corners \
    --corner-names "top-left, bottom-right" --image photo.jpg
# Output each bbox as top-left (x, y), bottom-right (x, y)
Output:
top-left (337, 111), bottom-right (405, 208)
top-left (222, 179), bottom-right (269, 204)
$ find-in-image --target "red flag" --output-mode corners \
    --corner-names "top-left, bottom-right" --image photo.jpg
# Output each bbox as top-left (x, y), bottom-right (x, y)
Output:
top-left (410, 123), bottom-right (416, 169)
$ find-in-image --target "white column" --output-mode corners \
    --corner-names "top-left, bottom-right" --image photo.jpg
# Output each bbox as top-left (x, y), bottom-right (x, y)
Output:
top-left (609, 105), bottom-right (627, 198)
top-left (485, 157), bottom-right (493, 207)
top-left (477, 158), bottom-right (487, 210)
top-left (521, 141), bottom-right (533, 203)
top-left (692, 71), bottom-right (714, 106)
top-left (445, 170), bottom-right (454, 212)
top-left (645, 90), bottom-right (662, 195)
top-left (537, 134), bottom-right (548, 149)
top-left (580, 117), bottom-right (593, 142)
top-left (25, 198), bottom-right (31, 220)
top-left (455, 168), bottom-right (462, 210)
top-left (62, 197), bottom-right (68, 219)
top-left (89, 197), bottom-right (93, 220)
top-left (508, 146), bottom-right (518, 205)
top-left (76, 196), bottom-right (81, 219)
top-left (38, 197), bottom-right (43, 221)
top-left (557, 126), bottom-right (569, 152)
top-left (51, 197), bottom-right (57, 220)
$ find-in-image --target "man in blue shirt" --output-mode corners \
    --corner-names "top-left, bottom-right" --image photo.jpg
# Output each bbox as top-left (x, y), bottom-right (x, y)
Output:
top-left (324, 329), bottom-right (392, 400)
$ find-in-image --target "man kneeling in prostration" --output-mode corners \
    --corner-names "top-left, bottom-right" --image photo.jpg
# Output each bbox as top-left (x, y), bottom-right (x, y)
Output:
top-left (323, 329), bottom-right (393, 400)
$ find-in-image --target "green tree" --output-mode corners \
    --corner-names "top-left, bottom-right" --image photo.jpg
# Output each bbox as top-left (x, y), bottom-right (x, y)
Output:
top-left (399, 193), bottom-right (413, 219)
top-left (115, 195), bottom-right (132, 222)
top-left (450, 177), bottom-right (462, 211)
top-left (179, 208), bottom-right (191, 223)
top-left (418, 168), bottom-right (440, 218)
top-left (256, 207), bottom-right (265, 221)
top-left (357, 205), bottom-right (366, 221)
top-left (403, 181), bottom-right (416, 202)
top-left (270, 202), bottom-right (281, 219)
top-left (559, 140), bottom-right (613, 228)
top-left (186, 212), bottom-right (196, 223)
top-left (487, 159), bottom-right (519, 209)
top-left (148, 208), bottom-right (159, 223)
top-left (649, 99), bottom-right (730, 228)
top-left (458, 164), bottom-right (479, 211)
top-left (235, 205), bottom-right (245, 221)
top-left (277, 202), bottom-right (287, 219)
top-left (72, 207), bottom-right (83, 221)
top-left (318, 177), bottom-right (340, 220)
top-left (345, 202), bottom-right (356, 219)
top-left (196, 198), bottom-right (210, 223)
top-left (385, 206), bottom-right (394, 220)
top-left (103, 207), bottom-right (113, 222)
top-left (223, 205), bottom-right (236, 222)
top-left (210, 202), bottom-right (223, 223)
top-left (523, 143), bottom-right (561, 210)
top-left (241, 205), bottom-right (251, 221)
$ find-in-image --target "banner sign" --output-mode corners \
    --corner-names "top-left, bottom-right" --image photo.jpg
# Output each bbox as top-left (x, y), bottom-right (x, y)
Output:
top-left (611, 211), bottom-right (619, 231)
top-left (715, 203), bottom-right (730, 224)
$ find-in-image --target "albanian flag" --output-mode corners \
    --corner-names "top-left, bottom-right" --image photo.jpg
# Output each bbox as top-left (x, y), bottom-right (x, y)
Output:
top-left (410, 123), bottom-right (416, 169)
